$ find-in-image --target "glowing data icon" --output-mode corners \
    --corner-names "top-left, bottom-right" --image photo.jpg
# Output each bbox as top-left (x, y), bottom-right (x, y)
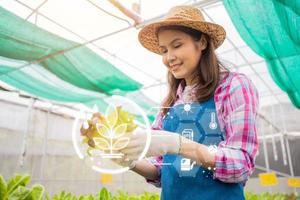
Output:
top-left (181, 158), bottom-right (196, 171)
top-left (181, 129), bottom-right (194, 141)
top-left (209, 112), bottom-right (217, 130)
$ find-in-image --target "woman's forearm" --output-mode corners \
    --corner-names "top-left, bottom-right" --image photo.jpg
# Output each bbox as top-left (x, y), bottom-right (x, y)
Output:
top-left (129, 133), bottom-right (216, 180)
top-left (179, 137), bottom-right (216, 169)
top-left (131, 159), bottom-right (160, 181)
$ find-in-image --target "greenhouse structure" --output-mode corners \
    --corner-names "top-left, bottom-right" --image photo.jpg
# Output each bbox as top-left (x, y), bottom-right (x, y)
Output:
top-left (0, 0), bottom-right (299, 199)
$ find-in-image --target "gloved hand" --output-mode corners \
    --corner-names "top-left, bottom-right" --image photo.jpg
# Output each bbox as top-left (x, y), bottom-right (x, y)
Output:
top-left (110, 156), bottom-right (137, 170)
top-left (80, 114), bottom-right (137, 169)
top-left (120, 129), bottom-right (182, 160)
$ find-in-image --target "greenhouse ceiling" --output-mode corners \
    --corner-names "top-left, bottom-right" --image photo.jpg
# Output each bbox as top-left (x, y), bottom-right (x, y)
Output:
top-left (0, 0), bottom-right (299, 126)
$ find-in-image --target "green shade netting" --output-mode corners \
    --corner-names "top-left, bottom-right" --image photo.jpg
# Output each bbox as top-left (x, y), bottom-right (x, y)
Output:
top-left (0, 6), bottom-right (142, 95)
top-left (0, 56), bottom-right (108, 112)
top-left (224, 0), bottom-right (300, 108)
top-left (0, 56), bottom-right (157, 122)
top-left (0, 56), bottom-right (156, 122)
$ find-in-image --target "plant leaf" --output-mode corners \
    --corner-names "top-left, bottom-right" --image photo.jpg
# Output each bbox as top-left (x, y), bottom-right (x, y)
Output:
top-left (82, 137), bottom-right (89, 144)
top-left (0, 175), bottom-right (7, 200)
top-left (94, 137), bottom-right (111, 150)
top-left (96, 124), bottom-right (111, 139)
top-left (99, 188), bottom-right (109, 200)
top-left (116, 107), bottom-right (137, 132)
top-left (8, 186), bottom-right (31, 200)
top-left (105, 104), bottom-right (118, 128)
top-left (113, 124), bottom-right (127, 139)
top-left (113, 137), bottom-right (130, 150)
top-left (7, 174), bottom-right (30, 195)
top-left (28, 184), bottom-right (45, 200)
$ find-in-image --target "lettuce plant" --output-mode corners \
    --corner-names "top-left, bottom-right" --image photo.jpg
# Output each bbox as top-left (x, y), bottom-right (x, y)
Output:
top-left (0, 174), bottom-right (45, 200)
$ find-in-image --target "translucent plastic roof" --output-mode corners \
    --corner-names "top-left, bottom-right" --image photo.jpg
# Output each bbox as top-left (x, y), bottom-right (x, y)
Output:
top-left (0, 0), bottom-right (296, 113)
top-left (0, 0), bottom-right (292, 107)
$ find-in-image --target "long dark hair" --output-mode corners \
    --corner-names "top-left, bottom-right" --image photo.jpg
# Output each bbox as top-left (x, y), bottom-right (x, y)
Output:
top-left (157, 25), bottom-right (229, 115)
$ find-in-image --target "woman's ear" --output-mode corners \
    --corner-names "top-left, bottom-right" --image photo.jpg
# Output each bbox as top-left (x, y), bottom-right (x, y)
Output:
top-left (199, 35), bottom-right (207, 51)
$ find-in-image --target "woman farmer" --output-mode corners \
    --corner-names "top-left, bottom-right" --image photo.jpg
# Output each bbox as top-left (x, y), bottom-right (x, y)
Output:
top-left (118, 5), bottom-right (259, 200)
top-left (84, 5), bottom-right (259, 200)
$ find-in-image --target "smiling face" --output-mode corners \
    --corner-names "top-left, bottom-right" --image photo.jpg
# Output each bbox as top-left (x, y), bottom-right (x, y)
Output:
top-left (158, 28), bottom-right (207, 85)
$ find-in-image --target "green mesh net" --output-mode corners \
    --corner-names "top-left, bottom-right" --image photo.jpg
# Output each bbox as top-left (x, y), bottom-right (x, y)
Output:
top-left (0, 6), bottom-right (142, 95)
top-left (224, 0), bottom-right (300, 108)
top-left (0, 6), bottom-right (156, 122)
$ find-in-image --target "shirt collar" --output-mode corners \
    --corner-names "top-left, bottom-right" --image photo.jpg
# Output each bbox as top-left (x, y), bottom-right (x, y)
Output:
top-left (176, 80), bottom-right (186, 99)
top-left (175, 71), bottom-right (230, 100)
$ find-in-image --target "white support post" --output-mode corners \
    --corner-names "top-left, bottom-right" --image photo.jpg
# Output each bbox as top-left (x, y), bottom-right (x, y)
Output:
top-left (39, 103), bottom-right (52, 180)
top-left (284, 132), bottom-right (297, 195)
top-left (261, 123), bottom-right (271, 192)
top-left (271, 130), bottom-right (278, 161)
top-left (270, 104), bottom-right (278, 161)
top-left (20, 98), bottom-right (35, 167)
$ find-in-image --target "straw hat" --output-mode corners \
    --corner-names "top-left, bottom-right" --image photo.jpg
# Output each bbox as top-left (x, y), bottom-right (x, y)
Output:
top-left (138, 5), bottom-right (226, 55)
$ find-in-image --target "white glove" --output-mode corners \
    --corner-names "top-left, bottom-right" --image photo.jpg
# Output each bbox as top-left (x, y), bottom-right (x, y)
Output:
top-left (102, 148), bottom-right (137, 170)
top-left (110, 156), bottom-right (137, 170)
top-left (120, 129), bottom-right (181, 160)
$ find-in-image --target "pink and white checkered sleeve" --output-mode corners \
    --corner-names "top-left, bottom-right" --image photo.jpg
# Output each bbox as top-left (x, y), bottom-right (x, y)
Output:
top-left (214, 73), bottom-right (259, 184)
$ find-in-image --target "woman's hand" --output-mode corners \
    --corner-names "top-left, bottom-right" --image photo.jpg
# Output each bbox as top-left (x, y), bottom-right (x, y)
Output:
top-left (110, 156), bottom-right (137, 169)
top-left (120, 129), bottom-right (181, 160)
top-left (80, 114), bottom-right (137, 169)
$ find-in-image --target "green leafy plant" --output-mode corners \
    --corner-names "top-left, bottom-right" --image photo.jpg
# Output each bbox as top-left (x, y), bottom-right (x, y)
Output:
top-left (52, 191), bottom-right (77, 200)
top-left (245, 192), bottom-right (300, 200)
top-left (0, 174), bottom-right (160, 200)
top-left (0, 175), bottom-right (7, 200)
top-left (0, 174), bottom-right (45, 200)
top-left (81, 106), bottom-right (138, 157)
top-left (3, 173), bottom-right (300, 200)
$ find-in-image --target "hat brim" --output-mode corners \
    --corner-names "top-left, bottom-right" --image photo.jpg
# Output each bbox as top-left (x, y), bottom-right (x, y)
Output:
top-left (138, 19), bottom-right (226, 55)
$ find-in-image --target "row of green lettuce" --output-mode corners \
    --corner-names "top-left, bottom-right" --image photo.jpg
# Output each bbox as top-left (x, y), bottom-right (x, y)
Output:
top-left (1, 174), bottom-right (299, 200)
top-left (0, 174), bottom-right (159, 200)
top-left (245, 192), bottom-right (300, 200)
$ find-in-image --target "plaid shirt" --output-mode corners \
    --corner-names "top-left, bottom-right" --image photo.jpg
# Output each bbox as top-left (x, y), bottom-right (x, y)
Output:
top-left (146, 72), bottom-right (259, 187)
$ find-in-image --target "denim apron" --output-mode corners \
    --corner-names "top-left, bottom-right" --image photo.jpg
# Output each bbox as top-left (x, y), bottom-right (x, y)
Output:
top-left (160, 97), bottom-right (244, 200)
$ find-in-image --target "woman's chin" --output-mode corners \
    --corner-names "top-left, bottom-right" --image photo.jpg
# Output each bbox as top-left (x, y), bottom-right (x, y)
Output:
top-left (172, 72), bottom-right (186, 79)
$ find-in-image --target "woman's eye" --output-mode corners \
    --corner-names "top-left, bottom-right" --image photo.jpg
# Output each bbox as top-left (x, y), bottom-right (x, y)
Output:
top-left (174, 44), bottom-right (182, 48)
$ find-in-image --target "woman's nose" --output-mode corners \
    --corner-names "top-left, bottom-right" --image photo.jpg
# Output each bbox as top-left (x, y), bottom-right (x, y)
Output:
top-left (167, 51), bottom-right (176, 63)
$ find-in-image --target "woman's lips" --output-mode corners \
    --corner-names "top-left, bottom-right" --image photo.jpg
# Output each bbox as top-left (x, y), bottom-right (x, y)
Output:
top-left (170, 63), bottom-right (182, 72)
